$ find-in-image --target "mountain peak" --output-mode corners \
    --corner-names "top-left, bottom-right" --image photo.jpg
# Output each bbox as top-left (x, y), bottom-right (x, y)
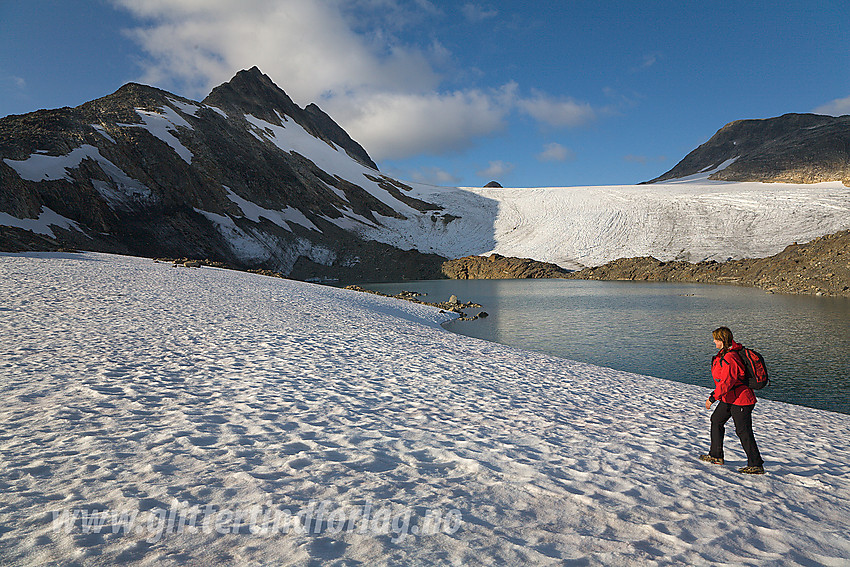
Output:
top-left (203, 67), bottom-right (377, 170)
top-left (203, 67), bottom-right (300, 124)
top-left (82, 82), bottom-right (172, 114)
top-left (645, 113), bottom-right (850, 186)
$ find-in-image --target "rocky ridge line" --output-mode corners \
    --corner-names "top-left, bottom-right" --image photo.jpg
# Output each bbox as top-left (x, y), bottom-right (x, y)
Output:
top-left (441, 253), bottom-right (571, 279)
top-left (645, 113), bottom-right (850, 186)
top-left (565, 230), bottom-right (850, 297)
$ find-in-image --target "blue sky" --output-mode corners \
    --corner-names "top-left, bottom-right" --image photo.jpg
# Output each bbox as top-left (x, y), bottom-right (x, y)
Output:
top-left (1, 0), bottom-right (848, 187)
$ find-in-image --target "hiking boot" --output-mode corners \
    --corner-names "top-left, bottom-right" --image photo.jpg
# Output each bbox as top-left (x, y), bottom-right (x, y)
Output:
top-left (699, 454), bottom-right (724, 465)
top-left (738, 465), bottom-right (765, 475)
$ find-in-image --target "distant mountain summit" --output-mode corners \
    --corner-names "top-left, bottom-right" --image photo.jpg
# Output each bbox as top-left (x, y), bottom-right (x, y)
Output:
top-left (204, 67), bottom-right (377, 169)
top-left (0, 67), bottom-right (444, 280)
top-left (646, 113), bottom-right (850, 186)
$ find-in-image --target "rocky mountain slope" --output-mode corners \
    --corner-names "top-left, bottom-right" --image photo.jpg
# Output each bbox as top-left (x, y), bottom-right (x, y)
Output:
top-left (434, 230), bottom-right (850, 298)
top-left (0, 67), bottom-right (446, 281)
top-left (645, 113), bottom-right (850, 185)
top-left (565, 229), bottom-right (850, 297)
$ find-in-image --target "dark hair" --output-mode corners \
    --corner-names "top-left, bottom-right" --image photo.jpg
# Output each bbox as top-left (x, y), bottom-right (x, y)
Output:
top-left (713, 326), bottom-right (734, 360)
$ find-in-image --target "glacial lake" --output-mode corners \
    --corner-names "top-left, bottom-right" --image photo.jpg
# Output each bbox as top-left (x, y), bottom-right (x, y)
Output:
top-left (365, 279), bottom-right (850, 415)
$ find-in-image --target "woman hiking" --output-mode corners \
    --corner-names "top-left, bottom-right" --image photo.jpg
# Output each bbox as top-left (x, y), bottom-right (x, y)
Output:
top-left (700, 326), bottom-right (765, 474)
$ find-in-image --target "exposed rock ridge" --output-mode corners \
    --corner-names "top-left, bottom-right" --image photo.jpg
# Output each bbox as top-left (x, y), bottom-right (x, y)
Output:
top-left (645, 113), bottom-right (850, 186)
top-left (442, 253), bottom-right (572, 279)
top-left (565, 230), bottom-right (850, 297)
top-left (203, 66), bottom-right (378, 169)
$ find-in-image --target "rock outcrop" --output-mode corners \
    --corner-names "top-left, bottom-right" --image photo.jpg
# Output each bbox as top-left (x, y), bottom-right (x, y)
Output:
top-left (566, 230), bottom-right (850, 297)
top-left (442, 253), bottom-right (572, 279)
top-left (645, 113), bottom-right (850, 186)
top-left (343, 285), bottom-right (484, 319)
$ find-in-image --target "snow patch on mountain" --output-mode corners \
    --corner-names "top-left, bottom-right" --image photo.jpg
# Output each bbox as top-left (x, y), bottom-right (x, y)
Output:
top-left (224, 187), bottom-right (321, 233)
top-left (2, 144), bottom-right (152, 212)
top-left (0, 206), bottom-right (82, 237)
top-left (320, 207), bottom-right (381, 231)
top-left (4, 144), bottom-right (107, 182)
top-left (90, 124), bottom-right (116, 144)
top-left (121, 107), bottom-right (194, 163)
top-left (207, 106), bottom-right (228, 119)
top-left (90, 162), bottom-right (153, 211)
top-left (193, 208), bottom-right (273, 262)
top-left (166, 97), bottom-right (202, 117)
top-left (91, 179), bottom-right (154, 211)
top-left (243, 113), bottom-right (419, 218)
top-left (659, 156), bottom-right (741, 184)
top-left (166, 97), bottom-right (230, 122)
top-left (193, 206), bottom-right (334, 273)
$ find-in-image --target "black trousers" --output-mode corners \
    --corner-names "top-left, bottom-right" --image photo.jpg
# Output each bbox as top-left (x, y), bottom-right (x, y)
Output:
top-left (710, 402), bottom-right (764, 467)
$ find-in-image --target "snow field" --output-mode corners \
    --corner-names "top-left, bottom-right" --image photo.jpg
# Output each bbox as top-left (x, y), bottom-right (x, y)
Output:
top-left (1, 252), bottom-right (849, 566)
top-left (374, 181), bottom-right (850, 269)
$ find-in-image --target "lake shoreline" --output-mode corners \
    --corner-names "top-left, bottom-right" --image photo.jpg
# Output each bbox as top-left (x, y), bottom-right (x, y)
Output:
top-left (366, 278), bottom-right (850, 415)
top-left (564, 229), bottom-right (850, 298)
top-left (33, 227), bottom-right (849, 299)
top-left (443, 229), bottom-right (850, 298)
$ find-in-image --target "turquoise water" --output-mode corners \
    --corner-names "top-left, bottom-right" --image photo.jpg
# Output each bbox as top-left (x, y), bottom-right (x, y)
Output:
top-left (366, 279), bottom-right (850, 415)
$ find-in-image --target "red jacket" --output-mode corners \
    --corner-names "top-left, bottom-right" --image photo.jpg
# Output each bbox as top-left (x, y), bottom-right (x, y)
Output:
top-left (711, 342), bottom-right (757, 406)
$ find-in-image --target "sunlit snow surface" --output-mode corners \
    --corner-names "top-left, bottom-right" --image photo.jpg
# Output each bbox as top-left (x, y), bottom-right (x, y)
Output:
top-left (367, 180), bottom-right (850, 269)
top-left (1, 252), bottom-right (849, 566)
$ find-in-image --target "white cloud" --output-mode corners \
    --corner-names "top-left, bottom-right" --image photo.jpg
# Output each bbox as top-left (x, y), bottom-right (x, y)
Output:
top-left (462, 3), bottom-right (498, 22)
top-left (113, 0), bottom-right (441, 100)
top-left (476, 160), bottom-right (514, 179)
top-left (516, 91), bottom-right (597, 128)
top-left (813, 95), bottom-right (850, 117)
top-left (404, 166), bottom-right (461, 185)
top-left (335, 89), bottom-right (508, 160)
top-left (630, 52), bottom-right (662, 73)
top-left (2, 75), bottom-right (26, 90)
top-left (537, 142), bottom-right (575, 162)
top-left (110, 0), bottom-right (603, 161)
